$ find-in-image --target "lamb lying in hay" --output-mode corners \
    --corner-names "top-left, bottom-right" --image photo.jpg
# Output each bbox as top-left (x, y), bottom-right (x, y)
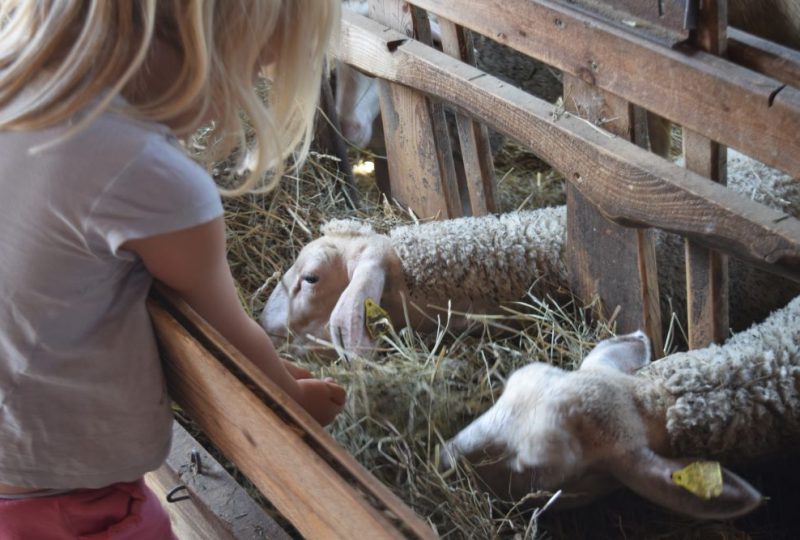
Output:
top-left (260, 151), bottom-right (800, 356)
top-left (440, 294), bottom-right (800, 520)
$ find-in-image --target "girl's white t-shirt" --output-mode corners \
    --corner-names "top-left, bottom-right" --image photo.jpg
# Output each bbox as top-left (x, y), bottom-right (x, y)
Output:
top-left (0, 105), bottom-right (223, 489)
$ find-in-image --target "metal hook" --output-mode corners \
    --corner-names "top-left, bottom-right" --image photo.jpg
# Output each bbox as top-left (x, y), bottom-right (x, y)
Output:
top-left (165, 484), bottom-right (190, 503)
top-left (190, 448), bottom-right (203, 476)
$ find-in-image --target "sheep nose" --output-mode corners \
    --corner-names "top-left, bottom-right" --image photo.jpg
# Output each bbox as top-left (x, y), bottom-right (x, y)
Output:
top-left (438, 442), bottom-right (458, 472)
top-left (340, 119), bottom-right (371, 148)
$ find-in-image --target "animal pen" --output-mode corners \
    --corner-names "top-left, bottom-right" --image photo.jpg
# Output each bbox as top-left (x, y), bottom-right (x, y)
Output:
top-left (146, 0), bottom-right (800, 538)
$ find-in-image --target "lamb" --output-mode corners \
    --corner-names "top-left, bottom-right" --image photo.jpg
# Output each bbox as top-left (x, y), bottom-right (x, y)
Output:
top-left (439, 293), bottom-right (800, 520)
top-left (260, 151), bottom-right (800, 356)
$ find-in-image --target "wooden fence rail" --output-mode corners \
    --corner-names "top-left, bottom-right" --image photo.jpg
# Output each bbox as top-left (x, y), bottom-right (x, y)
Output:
top-left (334, 10), bottom-right (800, 282)
top-left (148, 285), bottom-right (437, 540)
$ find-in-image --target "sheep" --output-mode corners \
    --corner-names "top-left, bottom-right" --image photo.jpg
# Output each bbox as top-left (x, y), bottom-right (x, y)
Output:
top-left (260, 151), bottom-right (800, 356)
top-left (438, 293), bottom-right (800, 520)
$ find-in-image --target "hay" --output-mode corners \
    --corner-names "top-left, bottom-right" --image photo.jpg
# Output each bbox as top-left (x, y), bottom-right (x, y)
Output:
top-left (216, 139), bottom-right (800, 538)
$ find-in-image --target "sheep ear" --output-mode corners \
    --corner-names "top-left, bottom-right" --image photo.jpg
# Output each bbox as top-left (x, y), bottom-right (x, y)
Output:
top-left (608, 448), bottom-right (763, 520)
top-left (580, 331), bottom-right (651, 374)
top-left (329, 258), bottom-right (387, 359)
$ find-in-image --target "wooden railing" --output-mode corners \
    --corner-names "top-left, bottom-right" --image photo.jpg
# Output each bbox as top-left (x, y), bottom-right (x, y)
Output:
top-left (335, 0), bottom-right (800, 350)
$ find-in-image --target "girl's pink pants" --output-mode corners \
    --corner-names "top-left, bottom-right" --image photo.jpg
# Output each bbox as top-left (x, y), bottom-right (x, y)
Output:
top-left (0, 479), bottom-right (175, 539)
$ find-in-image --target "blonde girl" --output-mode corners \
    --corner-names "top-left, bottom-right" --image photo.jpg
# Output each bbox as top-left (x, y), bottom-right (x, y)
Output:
top-left (0, 1), bottom-right (344, 537)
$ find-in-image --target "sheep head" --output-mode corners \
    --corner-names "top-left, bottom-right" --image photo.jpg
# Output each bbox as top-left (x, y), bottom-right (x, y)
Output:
top-left (260, 220), bottom-right (396, 358)
top-left (441, 332), bottom-right (763, 519)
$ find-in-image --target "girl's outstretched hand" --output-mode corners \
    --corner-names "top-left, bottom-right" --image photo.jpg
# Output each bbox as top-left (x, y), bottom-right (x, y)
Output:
top-left (282, 359), bottom-right (312, 380)
top-left (297, 377), bottom-right (346, 427)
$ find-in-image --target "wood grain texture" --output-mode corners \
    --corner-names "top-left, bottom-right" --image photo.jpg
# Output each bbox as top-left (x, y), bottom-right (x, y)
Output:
top-left (438, 17), bottom-right (497, 215)
top-left (148, 288), bottom-right (436, 540)
top-left (145, 422), bottom-right (289, 540)
top-left (404, 0), bottom-right (800, 179)
top-left (335, 11), bottom-right (800, 282)
top-left (564, 74), bottom-right (663, 354)
top-left (683, 0), bottom-right (730, 348)
top-left (369, 0), bottom-right (462, 219)
top-left (550, 0), bottom-right (690, 46)
top-left (728, 28), bottom-right (800, 89)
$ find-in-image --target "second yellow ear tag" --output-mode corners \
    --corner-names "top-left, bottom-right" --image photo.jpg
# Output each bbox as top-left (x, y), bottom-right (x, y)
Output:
top-left (671, 461), bottom-right (724, 499)
top-left (364, 297), bottom-right (391, 340)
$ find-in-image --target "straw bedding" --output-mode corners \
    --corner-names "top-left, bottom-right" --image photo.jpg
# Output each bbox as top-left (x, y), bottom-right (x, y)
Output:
top-left (205, 137), bottom-right (800, 538)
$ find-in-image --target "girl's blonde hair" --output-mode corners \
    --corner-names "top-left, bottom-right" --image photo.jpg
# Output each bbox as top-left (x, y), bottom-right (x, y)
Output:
top-left (0, 0), bottom-right (339, 194)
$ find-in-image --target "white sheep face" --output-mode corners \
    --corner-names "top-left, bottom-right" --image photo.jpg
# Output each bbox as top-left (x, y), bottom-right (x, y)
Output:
top-left (441, 362), bottom-right (626, 507)
top-left (261, 223), bottom-right (394, 357)
top-left (335, 61), bottom-right (381, 149)
top-left (441, 332), bottom-right (764, 519)
top-left (260, 238), bottom-right (351, 355)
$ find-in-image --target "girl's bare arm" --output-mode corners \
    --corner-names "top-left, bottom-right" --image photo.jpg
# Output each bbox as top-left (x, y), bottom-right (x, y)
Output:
top-left (123, 218), bottom-right (345, 426)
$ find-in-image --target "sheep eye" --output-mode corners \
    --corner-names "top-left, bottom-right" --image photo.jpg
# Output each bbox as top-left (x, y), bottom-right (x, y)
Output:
top-left (302, 274), bottom-right (319, 284)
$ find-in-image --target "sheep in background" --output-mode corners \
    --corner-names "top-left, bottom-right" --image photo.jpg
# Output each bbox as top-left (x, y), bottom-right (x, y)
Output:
top-left (439, 293), bottom-right (800, 520)
top-left (335, 3), bottom-right (561, 151)
top-left (260, 151), bottom-right (800, 356)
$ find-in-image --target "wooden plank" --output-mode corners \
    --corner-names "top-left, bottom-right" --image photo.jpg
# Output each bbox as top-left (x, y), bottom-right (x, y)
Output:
top-left (368, 0), bottom-right (461, 219)
top-left (551, 0), bottom-right (690, 46)
top-left (728, 28), bottom-right (800, 89)
top-left (683, 0), bottom-right (729, 348)
top-left (438, 17), bottom-right (497, 215)
top-left (145, 422), bottom-right (290, 540)
top-left (335, 12), bottom-right (800, 282)
top-left (147, 289), bottom-right (436, 540)
top-left (564, 74), bottom-right (663, 354)
top-left (404, 0), bottom-right (800, 179)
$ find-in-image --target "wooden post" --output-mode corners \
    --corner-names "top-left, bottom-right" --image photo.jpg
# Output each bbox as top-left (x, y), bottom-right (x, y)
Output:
top-left (683, 0), bottom-right (729, 348)
top-left (368, 0), bottom-right (462, 219)
top-left (563, 75), bottom-right (663, 354)
top-left (437, 17), bottom-right (497, 215)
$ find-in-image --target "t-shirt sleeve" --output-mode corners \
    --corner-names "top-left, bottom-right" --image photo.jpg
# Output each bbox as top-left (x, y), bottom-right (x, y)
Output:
top-left (85, 134), bottom-right (224, 257)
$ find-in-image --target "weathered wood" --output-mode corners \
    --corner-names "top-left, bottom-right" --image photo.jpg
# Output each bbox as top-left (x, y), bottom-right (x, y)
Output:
top-left (551, 0), bottom-right (690, 46)
top-left (728, 28), bottom-right (800, 89)
top-left (564, 74), bottom-right (663, 354)
top-left (404, 0), bottom-right (800, 179)
top-left (148, 287), bottom-right (436, 540)
top-left (145, 422), bottom-right (289, 540)
top-left (335, 12), bottom-right (800, 282)
top-left (683, 0), bottom-right (729, 348)
top-left (318, 72), bottom-right (358, 208)
top-left (438, 17), bottom-right (497, 215)
top-left (368, 0), bottom-right (461, 219)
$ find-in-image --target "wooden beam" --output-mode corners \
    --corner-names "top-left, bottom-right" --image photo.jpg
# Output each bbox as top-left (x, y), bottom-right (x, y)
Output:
top-left (148, 286), bottom-right (436, 540)
top-left (564, 74), bottom-right (663, 353)
top-left (551, 0), bottom-right (690, 46)
top-left (438, 17), bottom-right (497, 215)
top-left (145, 422), bottom-right (291, 540)
top-left (683, 0), bottom-right (729, 348)
top-left (403, 0), bottom-right (800, 179)
top-left (334, 12), bottom-right (800, 282)
top-left (368, 0), bottom-right (462, 219)
top-left (728, 28), bottom-right (800, 89)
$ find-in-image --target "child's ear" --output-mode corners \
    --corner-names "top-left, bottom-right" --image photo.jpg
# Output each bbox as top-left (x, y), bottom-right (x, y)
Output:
top-left (608, 448), bottom-right (763, 520)
top-left (579, 331), bottom-right (652, 374)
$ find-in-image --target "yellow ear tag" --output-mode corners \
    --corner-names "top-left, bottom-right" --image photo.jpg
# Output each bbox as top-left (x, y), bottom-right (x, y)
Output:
top-left (364, 297), bottom-right (391, 340)
top-left (671, 461), bottom-right (724, 499)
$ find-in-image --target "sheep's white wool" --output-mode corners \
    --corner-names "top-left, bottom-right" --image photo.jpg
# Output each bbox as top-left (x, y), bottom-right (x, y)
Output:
top-left (389, 206), bottom-right (567, 302)
top-left (639, 295), bottom-right (800, 462)
top-left (321, 219), bottom-right (375, 238)
top-left (382, 149), bottom-right (800, 329)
